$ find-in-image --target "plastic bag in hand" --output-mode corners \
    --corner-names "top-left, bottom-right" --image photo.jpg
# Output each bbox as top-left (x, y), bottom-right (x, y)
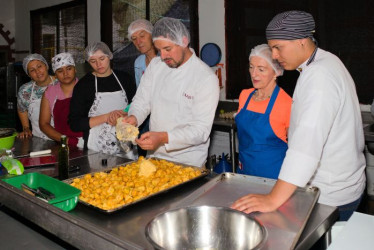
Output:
top-left (115, 117), bottom-right (139, 145)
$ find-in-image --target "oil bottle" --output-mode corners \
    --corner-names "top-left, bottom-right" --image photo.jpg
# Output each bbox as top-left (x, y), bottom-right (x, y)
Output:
top-left (58, 135), bottom-right (69, 180)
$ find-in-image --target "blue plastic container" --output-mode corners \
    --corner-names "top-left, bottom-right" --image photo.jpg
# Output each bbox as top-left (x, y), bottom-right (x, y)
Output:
top-left (214, 153), bottom-right (232, 173)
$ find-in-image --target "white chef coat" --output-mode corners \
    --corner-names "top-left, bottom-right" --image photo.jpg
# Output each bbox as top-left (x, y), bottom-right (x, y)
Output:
top-left (279, 48), bottom-right (366, 206)
top-left (129, 49), bottom-right (219, 167)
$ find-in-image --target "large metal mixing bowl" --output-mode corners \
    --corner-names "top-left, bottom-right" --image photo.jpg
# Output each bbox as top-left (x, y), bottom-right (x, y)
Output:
top-left (145, 206), bottom-right (266, 250)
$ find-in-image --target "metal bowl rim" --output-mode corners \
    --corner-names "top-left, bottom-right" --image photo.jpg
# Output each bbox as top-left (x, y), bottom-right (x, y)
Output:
top-left (145, 205), bottom-right (268, 250)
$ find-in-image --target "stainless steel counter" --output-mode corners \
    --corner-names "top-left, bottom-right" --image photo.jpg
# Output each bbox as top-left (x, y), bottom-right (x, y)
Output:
top-left (0, 137), bottom-right (338, 249)
top-left (10, 137), bottom-right (129, 178)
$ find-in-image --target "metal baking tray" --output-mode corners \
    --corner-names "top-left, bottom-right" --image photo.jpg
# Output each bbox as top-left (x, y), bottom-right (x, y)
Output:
top-left (172, 173), bottom-right (320, 250)
top-left (64, 158), bottom-right (209, 213)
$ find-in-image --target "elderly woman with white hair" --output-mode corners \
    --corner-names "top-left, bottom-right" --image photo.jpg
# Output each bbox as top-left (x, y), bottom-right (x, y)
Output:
top-left (233, 11), bottom-right (365, 221)
top-left (235, 44), bottom-right (292, 179)
top-left (39, 52), bottom-right (83, 147)
top-left (17, 53), bottom-right (57, 139)
top-left (69, 42), bottom-right (136, 154)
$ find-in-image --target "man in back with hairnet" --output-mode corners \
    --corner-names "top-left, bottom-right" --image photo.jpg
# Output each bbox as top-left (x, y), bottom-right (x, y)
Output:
top-left (127, 19), bottom-right (158, 157)
top-left (120, 17), bottom-right (220, 167)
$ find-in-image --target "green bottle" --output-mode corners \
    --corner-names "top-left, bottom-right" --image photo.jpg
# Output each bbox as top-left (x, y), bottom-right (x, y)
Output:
top-left (58, 135), bottom-right (69, 180)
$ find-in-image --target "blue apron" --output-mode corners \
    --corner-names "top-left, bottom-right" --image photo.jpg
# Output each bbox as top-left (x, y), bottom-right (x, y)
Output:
top-left (235, 85), bottom-right (287, 179)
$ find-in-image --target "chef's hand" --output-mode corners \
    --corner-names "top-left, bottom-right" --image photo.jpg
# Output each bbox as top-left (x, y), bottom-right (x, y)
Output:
top-left (136, 131), bottom-right (168, 151)
top-left (17, 127), bottom-right (32, 139)
top-left (107, 110), bottom-right (127, 126)
top-left (231, 180), bottom-right (297, 214)
top-left (122, 115), bottom-right (138, 126)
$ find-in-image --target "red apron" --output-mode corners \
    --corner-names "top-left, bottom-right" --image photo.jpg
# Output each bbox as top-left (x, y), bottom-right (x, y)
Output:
top-left (53, 97), bottom-right (83, 146)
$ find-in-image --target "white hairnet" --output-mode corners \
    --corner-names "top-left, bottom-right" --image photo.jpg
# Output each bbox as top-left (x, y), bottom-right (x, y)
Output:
top-left (127, 19), bottom-right (153, 40)
top-left (249, 44), bottom-right (283, 76)
top-left (52, 52), bottom-right (75, 72)
top-left (84, 42), bottom-right (113, 61)
top-left (152, 17), bottom-right (190, 47)
top-left (22, 54), bottom-right (49, 76)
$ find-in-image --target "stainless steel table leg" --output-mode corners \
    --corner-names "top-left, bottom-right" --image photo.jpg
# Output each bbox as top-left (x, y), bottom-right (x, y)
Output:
top-left (324, 229), bottom-right (332, 247)
top-left (230, 128), bottom-right (236, 173)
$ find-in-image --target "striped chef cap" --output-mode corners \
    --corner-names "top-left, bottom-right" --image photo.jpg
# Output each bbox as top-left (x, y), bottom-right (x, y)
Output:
top-left (266, 10), bottom-right (315, 40)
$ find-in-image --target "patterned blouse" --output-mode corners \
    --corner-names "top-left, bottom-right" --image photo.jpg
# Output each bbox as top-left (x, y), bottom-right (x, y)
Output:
top-left (17, 77), bottom-right (58, 113)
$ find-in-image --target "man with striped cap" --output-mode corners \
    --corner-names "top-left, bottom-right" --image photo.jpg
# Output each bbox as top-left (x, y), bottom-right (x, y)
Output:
top-left (232, 10), bottom-right (366, 221)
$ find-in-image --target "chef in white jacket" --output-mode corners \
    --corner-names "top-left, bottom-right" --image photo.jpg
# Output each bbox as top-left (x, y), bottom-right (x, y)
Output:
top-left (122, 17), bottom-right (220, 167)
top-left (232, 10), bottom-right (366, 221)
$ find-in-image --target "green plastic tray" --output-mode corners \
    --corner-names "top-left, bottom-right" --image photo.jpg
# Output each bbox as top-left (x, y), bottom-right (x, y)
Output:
top-left (2, 172), bottom-right (81, 212)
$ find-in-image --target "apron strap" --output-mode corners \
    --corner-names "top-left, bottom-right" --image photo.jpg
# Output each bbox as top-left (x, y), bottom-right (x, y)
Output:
top-left (94, 71), bottom-right (125, 94)
top-left (265, 85), bottom-right (280, 115)
top-left (94, 74), bottom-right (98, 94)
top-left (242, 85), bottom-right (280, 114)
top-left (112, 71), bottom-right (125, 91)
top-left (243, 89), bottom-right (257, 110)
top-left (31, 82), bottom-right (35, 100)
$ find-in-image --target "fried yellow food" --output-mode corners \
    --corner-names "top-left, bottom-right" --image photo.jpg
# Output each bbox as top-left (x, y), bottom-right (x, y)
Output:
top-left (70, 157), bottom-right (202, 210)
top-left (139, 158), bottom-right (156, 177)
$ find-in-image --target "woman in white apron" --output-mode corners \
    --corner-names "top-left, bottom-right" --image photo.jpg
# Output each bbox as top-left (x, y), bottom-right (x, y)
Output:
top-left (69, 42), bottom-right (137, 157)
top-left (17, 54), bottom-right (57, 139)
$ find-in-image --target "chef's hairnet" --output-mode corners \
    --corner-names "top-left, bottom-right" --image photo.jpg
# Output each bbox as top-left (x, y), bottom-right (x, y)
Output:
top-left (152, 17), bottom-right (190, 47)
top-left (52, 52), bottom-right (75, 72)
top-left (22, 53), bottom-right (49, 76)
top-left (249, 44), bottom-right (284, 76)
top-left (127, 19), bottom-right (153, 40)
top-left (84, 42), bottom-right (113, 61)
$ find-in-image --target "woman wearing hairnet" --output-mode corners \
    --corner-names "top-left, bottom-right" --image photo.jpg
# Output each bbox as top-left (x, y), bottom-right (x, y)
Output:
top-left (69, 42), bottom-right (136, 155)
top-left (235, 44), bottom-right (292, 179)
top-left (39, 53), bottom-right (83, 147)
top-left (17, 54), bottom-right (58, 139)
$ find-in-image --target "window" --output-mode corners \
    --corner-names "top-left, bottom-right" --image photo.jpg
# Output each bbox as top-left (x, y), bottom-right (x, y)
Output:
top-left (101, 0), bottom-right (198, 79)
top-left (30, 0), bottom-right (87, 63)
top-left (101, 0), bottom-right (198, 52)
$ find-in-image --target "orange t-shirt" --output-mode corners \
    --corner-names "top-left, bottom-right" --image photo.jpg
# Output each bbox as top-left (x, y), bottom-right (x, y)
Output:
top-left (237, 88), bottom-right (292, 143)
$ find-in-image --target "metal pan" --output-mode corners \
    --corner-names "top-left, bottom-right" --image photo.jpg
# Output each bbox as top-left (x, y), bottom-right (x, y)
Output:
top-left (200, 43), bottom-right (222, 67)
top-left (64, 158), bottom-right (209, 213)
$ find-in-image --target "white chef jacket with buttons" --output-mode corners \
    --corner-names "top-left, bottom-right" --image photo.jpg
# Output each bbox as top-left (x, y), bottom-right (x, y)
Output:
top-left (129, 50), bottom-right (219, 167)
top-left (279, 48), bottom-right (366, 207)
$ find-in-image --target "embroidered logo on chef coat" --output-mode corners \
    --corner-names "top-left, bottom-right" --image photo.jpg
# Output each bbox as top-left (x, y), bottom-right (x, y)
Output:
top-left (183, 92), bottom-right (194, 100)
